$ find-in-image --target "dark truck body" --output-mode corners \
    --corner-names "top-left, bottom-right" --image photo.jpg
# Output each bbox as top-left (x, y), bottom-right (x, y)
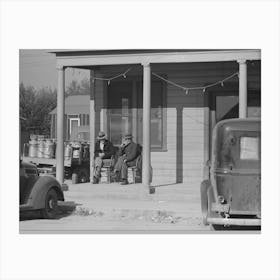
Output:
top-left (200, 118), bottom-right (261, 229)
top-left (22, 126), bottom-right (90, 184)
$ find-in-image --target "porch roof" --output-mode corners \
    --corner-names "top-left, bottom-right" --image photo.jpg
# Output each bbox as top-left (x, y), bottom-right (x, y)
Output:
top-left (50, 49), bottom-right (224, 56)
top-left (51, 49), bottom-right (261, 68)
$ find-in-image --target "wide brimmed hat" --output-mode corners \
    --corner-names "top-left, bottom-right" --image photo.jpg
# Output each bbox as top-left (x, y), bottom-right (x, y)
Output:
top-left (97, 131), bottom-right (106, 140)
top-left (124, 133), bottom-right (133, 140)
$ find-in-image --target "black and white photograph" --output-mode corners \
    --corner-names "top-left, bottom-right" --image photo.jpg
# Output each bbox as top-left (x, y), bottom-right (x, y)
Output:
top-left (1, 1), bottom-right (280, 280)
top-left (19, 49), bottom-right (261, 233)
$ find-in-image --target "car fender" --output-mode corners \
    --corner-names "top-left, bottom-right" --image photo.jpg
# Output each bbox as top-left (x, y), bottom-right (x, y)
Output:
top-left (27, 176), bottom-right (64, 210)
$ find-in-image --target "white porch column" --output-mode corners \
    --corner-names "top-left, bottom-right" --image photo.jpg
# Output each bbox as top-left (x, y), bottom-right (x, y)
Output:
top-left (56, 66), bottom-right (65, 184)
top-left (238, 59), bottom-right (247, 118)
top-left (89, 70), bottom-right (96, 182)
top-left (142, 63), bottom-right (151, 191)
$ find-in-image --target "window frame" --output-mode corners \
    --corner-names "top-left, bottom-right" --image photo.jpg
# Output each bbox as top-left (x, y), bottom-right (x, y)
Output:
top-left (106, 77), bottom-right (167, 151)
top-left (69, 117), bottom-right (80, 136)
top-left (239, 136), bottom-right (260, 161)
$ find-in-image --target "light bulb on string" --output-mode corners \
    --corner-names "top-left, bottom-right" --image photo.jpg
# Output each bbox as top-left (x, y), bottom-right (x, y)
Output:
top-left (123, 73), bottom-right (126, 78)
top-left (152, 70), bottom-right (239, 97)
top-left (108, 80), bottom-right (110, 86)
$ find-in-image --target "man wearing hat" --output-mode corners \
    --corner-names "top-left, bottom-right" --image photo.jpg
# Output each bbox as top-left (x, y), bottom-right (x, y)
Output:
top-left (92, 131), bottom-right (114, 184)
top-left (113, 133), bottom-right (140, 185)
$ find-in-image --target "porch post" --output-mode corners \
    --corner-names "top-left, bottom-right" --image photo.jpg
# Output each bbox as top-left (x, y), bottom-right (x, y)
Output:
top-left (238, 59), bottom-right (247, 118)
top-left (90, 70), bottom-right (96, 183)
top-left (142, 63), bottom-right (151, 191)
top-left (56, 66), bottom-right (65, 184)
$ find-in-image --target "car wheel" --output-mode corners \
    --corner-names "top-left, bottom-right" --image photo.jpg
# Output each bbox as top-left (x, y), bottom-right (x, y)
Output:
top-left (72, 172), bottom-right (78, 184)
top-left (78, 167), bottom-right (89, 183)
top-left (41, 188), bottom-right (59, 219)
top-left (200, 180), bottom-right (210, 225)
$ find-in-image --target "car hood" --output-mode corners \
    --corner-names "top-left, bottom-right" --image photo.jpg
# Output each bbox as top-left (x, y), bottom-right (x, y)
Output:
top-left (20, 160), bottom-right (37, 169)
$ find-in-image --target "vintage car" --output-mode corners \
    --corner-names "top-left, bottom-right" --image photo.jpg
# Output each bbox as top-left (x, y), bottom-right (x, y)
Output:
top-left (200, 118), bottom-right (261, 229)
top-left (20, 160), bottom-right (65, 219)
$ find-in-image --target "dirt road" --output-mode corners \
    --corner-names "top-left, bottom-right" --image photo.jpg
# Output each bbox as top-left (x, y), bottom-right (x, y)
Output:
top-left (19, 181), bottom-right (211, 233)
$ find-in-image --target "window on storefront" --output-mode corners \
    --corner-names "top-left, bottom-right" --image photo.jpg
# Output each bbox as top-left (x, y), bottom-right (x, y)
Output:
top-left (136, 81), bottom-right (166, 150)
top-left (107, 82), bottom-right (133, 145)
top-left (107, 79), bottom-right (167, 150)
top-left (80, 114), bottom-right (90, 126)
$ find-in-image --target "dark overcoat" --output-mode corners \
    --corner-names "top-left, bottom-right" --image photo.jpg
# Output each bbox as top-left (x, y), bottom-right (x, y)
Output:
top-left (120, 142), bottom-right (139, 164)
top-left (94, 139), bottom-right (115, 159)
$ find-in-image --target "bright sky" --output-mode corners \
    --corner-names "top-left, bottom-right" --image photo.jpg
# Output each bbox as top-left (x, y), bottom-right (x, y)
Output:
top-left (19, 49), bottom-right (89, 90)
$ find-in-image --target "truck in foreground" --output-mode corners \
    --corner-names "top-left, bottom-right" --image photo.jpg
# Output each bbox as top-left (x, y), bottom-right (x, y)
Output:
top-left (200, 118), bottom-right (261, 230)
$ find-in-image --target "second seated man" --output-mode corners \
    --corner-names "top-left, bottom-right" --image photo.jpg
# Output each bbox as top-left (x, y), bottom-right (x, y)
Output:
top-left (113, 133), bottom-right (140, 185)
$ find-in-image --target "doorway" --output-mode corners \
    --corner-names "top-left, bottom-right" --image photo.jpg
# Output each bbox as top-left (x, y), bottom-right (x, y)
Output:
top-left (69, 117), bottom-right (80, 139)
top-left (216, 95), bottom-right (239, 122)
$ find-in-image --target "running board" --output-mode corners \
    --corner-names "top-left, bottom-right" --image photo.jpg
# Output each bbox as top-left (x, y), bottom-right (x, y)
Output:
top-left (207, 217), bottom-right (261, 226)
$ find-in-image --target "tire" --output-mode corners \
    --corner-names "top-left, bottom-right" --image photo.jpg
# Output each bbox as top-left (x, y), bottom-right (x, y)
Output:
top-left (207, 186), bottom-right (225, 231)
top-left (72, 168), bottom-right (89, 184)
top-left (72, 172), bottom-right (78, 184)
top-left (78, 167), bottom-right (90, 183)
top-left (41, 188), bottom-right (59, 219)
top-left (200, 180), bottom-right (210, 225)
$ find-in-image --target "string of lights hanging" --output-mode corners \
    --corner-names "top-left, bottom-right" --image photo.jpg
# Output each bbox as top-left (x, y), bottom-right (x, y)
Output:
top-left (87, 67), bottom-right (239, 95)
top-left (152, 71), bottom-right (239, 95)
top-left (90, 68), bottom-right (132, 85)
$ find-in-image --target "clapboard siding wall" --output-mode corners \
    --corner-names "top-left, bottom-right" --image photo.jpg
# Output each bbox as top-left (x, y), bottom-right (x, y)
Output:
top-left (149, 107), bottom-right (206, 185)
top-left (150, 62), bottom-right (260, 185)
top-left (150, 65), bottom-right (219, 185)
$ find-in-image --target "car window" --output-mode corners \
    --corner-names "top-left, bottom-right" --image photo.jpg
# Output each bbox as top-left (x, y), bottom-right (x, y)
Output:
top-left (240, 137), bottom-right (259, 160)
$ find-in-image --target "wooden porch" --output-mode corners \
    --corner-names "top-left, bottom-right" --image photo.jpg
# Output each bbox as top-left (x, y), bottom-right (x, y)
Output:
top-left (52, 50), bottom-right (261, 193)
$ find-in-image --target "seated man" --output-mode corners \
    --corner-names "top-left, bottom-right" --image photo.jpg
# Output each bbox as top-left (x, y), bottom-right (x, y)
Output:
top-left (92, 131), bottom-right (115, 184)
top-left (113, 133), bottom-right (140, 185)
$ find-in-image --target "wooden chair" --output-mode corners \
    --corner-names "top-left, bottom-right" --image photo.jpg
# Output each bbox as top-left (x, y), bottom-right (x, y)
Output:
top-left (99, 146), bottom-right (119, 183)
top-left (128, 155), bottom-right (142, 184)
top-left (128, 156), bottom-right (153, 184)
top-left (100, 156), bottom-right (115, 183)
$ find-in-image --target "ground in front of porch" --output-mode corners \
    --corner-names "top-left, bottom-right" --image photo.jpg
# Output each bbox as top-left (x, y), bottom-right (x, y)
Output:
top-left (20, 181), bottom-right (210, 232)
